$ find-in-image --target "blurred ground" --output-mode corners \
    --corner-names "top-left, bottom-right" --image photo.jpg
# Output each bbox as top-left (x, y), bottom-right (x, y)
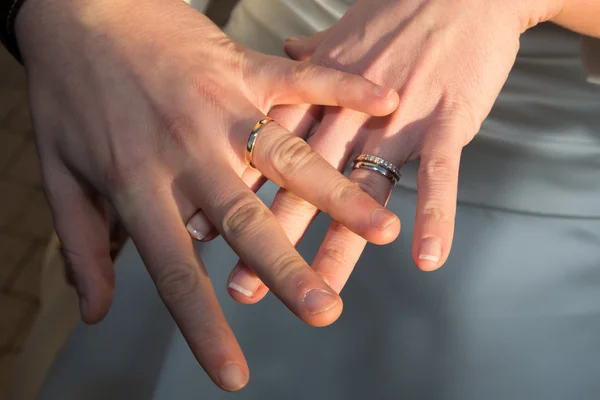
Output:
top-left (0, 47), bottom-right (53, 398)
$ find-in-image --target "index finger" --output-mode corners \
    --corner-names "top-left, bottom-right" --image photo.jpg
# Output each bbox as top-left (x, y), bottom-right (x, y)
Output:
top-left (182, 160), bottom-right (343, 327)
top-left (251, 120), bottom-right (401, 245)
top-left (114, 183), bottom-right (249, 392)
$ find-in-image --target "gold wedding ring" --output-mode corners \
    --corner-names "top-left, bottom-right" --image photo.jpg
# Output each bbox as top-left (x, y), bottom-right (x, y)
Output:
top-left (245, 117), bottom-right (274, 168)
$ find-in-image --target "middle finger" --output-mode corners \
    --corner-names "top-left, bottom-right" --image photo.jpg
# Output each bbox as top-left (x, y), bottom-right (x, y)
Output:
top-left (184, 155), bottom-right (343, 327)
top-left (226, 109), bottom-right (379, 301)
top-left (247, 118), bottom-right (400, 244)
top-left (114, 181), bottom-right (248, 391)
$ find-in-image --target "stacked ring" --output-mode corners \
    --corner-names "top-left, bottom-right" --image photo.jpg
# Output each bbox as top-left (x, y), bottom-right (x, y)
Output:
top-left (352, 154), bottom-right (401, 185)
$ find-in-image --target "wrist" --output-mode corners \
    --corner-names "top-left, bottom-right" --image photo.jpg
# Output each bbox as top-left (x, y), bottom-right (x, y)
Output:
top-left (14, 0), bottom-right (188, 68)
top-left (15, 0), bottom-right (124, 66)
top-left (511, 0), bottom-right (565, 32)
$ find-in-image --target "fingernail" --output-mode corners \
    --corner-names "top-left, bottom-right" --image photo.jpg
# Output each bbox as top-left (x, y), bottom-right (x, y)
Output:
top-left (304, 289), bottom-right (338, 315)
top-left (285, 36), bottom-right (300, 42)
top-left (419, 237), bottom-right (442, 263)
top-left (372, 208), bottom-right (397, 231)
top-left (218, 363), bottom-right (248, 391)
top-left (374, 86), bottom-right (393, 98)
top-left (186, 213), bottom-right (212, 241)
top-left (228, 266), bottom-right (260, 297)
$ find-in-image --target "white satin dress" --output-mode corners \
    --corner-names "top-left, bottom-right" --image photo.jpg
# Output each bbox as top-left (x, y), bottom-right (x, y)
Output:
top-left (37, 1), bottom-right (600, 399)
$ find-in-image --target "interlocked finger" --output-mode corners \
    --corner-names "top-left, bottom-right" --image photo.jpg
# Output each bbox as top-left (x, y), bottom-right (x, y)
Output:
top-left (249, 118), bottom-right (400, 244)
top-left (186, 104), bottom-right (321, 242)
top-left (114, 183), bottom-right (249, 392)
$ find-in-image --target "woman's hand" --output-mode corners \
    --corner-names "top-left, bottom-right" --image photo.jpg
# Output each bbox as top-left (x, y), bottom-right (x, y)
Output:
top-left (224, 0), bottom-right (563, 302)
top-left (16, 0), bottom-right (401, 390)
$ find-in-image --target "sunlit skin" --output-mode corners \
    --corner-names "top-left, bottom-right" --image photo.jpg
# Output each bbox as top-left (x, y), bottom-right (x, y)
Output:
top-left (15, 0), bottom-right (402, 391)
top-left (14, 0), bottom-right (600, 392)
top-left (220, 0), bottom-right (597, 304)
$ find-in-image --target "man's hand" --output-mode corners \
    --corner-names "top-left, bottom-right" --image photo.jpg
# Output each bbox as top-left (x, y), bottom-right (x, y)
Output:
top-left (15, 0), bottom-right (401, 390)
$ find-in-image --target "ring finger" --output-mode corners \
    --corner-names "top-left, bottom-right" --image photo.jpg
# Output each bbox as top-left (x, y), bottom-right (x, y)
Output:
top-left (227, 109), bottom-right (388, 301)
top-left (185, 104), bottom-right (321, 241)
top-left (183, 156), bottom-right (344, 327)
top-left (311, 119), bottom-right (463, 289)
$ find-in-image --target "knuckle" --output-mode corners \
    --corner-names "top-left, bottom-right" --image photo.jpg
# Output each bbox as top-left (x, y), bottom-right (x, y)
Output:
top-left (187, 75), bottom-right (226, 110)
top-left (271, 253), bottom-right (303, 283)
top-left (276, 188), bottom-right (317, 214)
top-left (206, 35), bottom-right (247, 73)
top-left (196, 324), bottom-right (232, 348)
top-left (289, 62), bottom-right (318, 84)
top-left (321, 243), bottom-right (347, 266)
top-left (103, 165), bottom-right (149, 206)
top-left (421, 205), bottom-right (455, 225)
top-left (59, 244), bottom-right (108, 268)
top-left (270, 135), bottom-right (316, 179)
top-left (155, 262), bottom-right (200, 304)
top-left (160, 115), bottom-right (195, 151)
top-left (59, 246), bottom-right (88, 273)
top-left (318, 47), bottom-right (349, 70)
top-left (104, 167), bottom-right (136, 193)
top-left (440, 92), bottom-right (482, 141)
top-left (332, 72), bottom-right (352, 97)
top-left (101, 148), bottom-right (152, 195)
top-left (418, 155), bottom-right (457, 185)
top-left (222, 195), bottom-right (269, 238)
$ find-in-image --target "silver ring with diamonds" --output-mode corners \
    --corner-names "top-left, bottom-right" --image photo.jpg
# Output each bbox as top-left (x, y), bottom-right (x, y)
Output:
top-left (353, 154), bottom-right (401, 184)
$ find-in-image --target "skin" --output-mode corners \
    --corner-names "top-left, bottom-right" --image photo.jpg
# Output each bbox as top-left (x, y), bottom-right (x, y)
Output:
top-left (13, 0), bottom-right (600, 392)
top-left (219, 0), bottom-right (578, 302)
top-left (15, 0), bottom-right (404, 391)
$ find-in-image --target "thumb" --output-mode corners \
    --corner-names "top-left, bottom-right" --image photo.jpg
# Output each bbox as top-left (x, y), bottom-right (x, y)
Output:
top-left (284, 30), bottom-right (329, 61)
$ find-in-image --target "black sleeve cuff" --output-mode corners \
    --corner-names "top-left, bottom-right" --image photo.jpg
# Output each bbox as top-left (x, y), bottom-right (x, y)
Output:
top-left (0, 0), bottom-right (27, 63)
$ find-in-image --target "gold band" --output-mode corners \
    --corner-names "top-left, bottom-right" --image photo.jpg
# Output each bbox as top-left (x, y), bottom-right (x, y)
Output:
top-left (245, 117), bottom-right (274, 168)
